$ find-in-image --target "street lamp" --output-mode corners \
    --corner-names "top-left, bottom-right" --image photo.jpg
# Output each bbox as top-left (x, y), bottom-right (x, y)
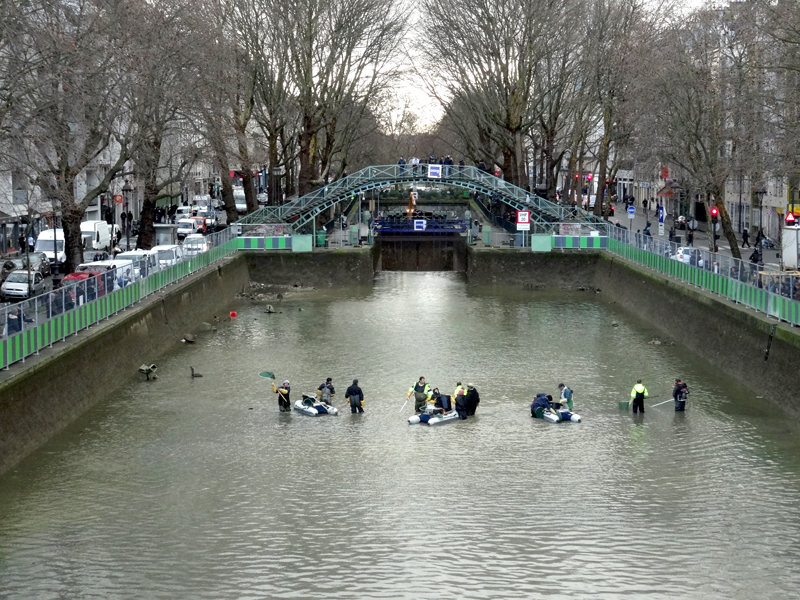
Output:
top-left (122, 179), bottom-right (132, 250)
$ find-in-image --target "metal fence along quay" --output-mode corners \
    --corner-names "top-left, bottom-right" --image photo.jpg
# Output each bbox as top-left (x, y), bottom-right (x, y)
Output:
top-left (605, 226), bottom-right (800, 326)
top-left (2, 219), bottom-right (800, 372)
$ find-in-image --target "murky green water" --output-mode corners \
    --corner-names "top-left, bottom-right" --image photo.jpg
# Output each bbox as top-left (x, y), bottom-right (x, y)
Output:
top-left (1, 272), bottom-right (799, 599)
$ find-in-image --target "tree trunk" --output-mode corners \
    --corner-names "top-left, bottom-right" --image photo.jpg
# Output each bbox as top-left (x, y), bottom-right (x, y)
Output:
top-left (298, 116), bottom-right (315, 196)
top-left (137, 178), bottom-right (158, 250)
top-left (715, 190), bottom-right (741, 260)
top-left (61, 197), bottom-right (84, 274)
top-left (268, 138), bottom-right (280, 206)
top-left (217, 153), bottom-right (238, 226)
top-left (137, 138), bottom-right (162, 250)
top-left (544, 129), bottom-right (558, 202)
top-left (236, 131), bottom-right (258, 214)
top-left (594, 110), bottom-right (612, 217)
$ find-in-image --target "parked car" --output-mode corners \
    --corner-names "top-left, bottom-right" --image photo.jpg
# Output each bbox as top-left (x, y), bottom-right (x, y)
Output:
top-left (671, 246), bottom-right (704, 268)
top-left (11, 252), bottom-right (52, 278)
top-left (115, 250), bottom-right (158, 279)
top-left (1, 269), bottom-right (48, 301)
top-left (177, 218), bottom-right (201, 240)
top-left (189, 216), bottom-right (208, 234)
top-left (82, 250), bottom-right (110, 263)
top-left (182, 234), bottom-right (211, 257)
top-left (61, 270), bottom-right (109, 304)
top-left (197, 207), bottom-right (217, 229)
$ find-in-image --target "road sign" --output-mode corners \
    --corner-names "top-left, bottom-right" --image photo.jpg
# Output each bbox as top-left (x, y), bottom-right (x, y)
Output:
top-left (627, 205), bottom-right (636, 219)
top-left (658, 206), bottom-right (665, 223)
top-left (658, 223), bottom-right (665, 236)
top-left (516, 210), bottom-right (531, 231)
top-left (688, 219), bottom-right (698, 230)
top-left (787, 212), bottom-right (796, 225)
top-left (114, 194), bottom-right (123, 204)
top-left (767, 208), bottom-right (772, 215)
top-left (427, 164), bottom-right (442, 179)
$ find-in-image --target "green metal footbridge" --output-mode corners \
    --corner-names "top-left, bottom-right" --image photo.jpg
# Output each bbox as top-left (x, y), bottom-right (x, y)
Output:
top-left (236, 164), bottom-right (607, 230)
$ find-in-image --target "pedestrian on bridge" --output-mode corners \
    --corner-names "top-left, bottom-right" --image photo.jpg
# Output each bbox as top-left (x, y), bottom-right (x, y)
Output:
top-left (398, 156), bottom-right (406, 176)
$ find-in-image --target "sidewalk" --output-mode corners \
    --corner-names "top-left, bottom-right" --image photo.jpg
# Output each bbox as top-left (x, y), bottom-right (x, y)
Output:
top-left (610, 203), bottom-right (780, 268)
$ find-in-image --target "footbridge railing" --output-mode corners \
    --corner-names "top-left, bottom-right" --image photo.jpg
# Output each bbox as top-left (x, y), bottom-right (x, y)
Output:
top-left (236, 164), bottom-right (607, 230)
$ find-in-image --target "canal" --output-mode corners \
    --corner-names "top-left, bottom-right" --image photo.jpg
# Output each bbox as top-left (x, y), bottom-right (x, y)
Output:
top-left (1, 272), bottom-right (799, 598)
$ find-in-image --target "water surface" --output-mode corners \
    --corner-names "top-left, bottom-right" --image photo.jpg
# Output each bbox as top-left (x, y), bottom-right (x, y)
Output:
top-left (1, 272), bottom-right (799, 599)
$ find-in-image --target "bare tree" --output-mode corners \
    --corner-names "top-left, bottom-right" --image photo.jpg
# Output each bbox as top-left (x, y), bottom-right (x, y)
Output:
top-left (4, 0), bottom-right (133, 272)
top-left (279, 0), bottom-right (406, 195)
top-left (644, 9), bottom-right (742, 257)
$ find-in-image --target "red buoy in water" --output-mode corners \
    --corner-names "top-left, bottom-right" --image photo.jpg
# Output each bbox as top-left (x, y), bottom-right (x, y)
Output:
top-left (230, 311), bottom-right (237, 319)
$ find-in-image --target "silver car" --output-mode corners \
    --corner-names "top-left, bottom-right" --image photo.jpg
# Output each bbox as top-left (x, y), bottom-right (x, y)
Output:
top-left (1, 270), bottom-right (47, 301)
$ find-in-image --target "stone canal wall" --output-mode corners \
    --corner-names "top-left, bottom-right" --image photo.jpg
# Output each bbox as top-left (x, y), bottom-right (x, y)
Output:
top-left (0, 254), bottom-right (250, 475)
top-left (594, 253), bottom-right (800, 415)
top-left (466, 246), bottom-right (800, 413)
top-left (245, 249), bottom-right (373, 286)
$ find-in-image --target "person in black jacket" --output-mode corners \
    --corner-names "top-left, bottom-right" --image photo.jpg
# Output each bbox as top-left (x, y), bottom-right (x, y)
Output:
top-left (465, 384), bottom-right (480, 416)
top-left (346, 379), bottom-right (364, 413)
top-left (673, 378), bottom-right (689, 412)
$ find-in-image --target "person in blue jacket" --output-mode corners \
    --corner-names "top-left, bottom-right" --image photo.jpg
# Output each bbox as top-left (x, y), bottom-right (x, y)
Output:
top-left (531, 392), bottom-right (553, 417)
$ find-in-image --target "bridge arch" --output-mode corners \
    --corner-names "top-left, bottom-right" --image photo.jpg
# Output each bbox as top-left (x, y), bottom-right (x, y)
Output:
top-left (236, 165), bottom-right (606, 230)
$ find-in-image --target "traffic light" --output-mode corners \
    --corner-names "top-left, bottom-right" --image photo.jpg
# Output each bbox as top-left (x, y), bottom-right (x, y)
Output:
top-left (586, 174), bottom-right (593, 181)
top-left (574, 173), bottom-right (579, 179)
top-left (710, 206), bottom-right (719, 221)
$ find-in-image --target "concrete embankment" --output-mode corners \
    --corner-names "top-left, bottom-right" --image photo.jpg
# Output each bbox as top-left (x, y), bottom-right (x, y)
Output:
top-left (466, 246), bottom-right (800, 413)
top-left (0, 255), bottom-right (249, 475)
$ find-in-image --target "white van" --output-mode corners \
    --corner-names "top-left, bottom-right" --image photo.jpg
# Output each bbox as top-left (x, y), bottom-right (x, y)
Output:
top-left (150, 244), bottom-right (183, 269)
top-left (35, 229), bottom-right (67, 267)
top-left (182, 234), bottom-right (211, 258)
top-left (81, 220), bottom-right (111, 251)
top-left (233, 187), bottom-right (247, 214)
top-left (115, 250), bottom-right (158, 279)
top-left (176, 218), bottom-right (200, 240)
top-left (76, 258), bottom-right (135, 290)
top-left (175, 206), bottom-right (194, 220)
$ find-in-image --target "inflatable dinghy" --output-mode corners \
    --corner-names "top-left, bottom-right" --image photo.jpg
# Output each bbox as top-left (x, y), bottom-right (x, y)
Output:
top-left (532, 406), bottom-right (581, 423)
top-left (408, 403), bottom-right (460, 426)
top-left (294, 393), bottom-right (339, 416)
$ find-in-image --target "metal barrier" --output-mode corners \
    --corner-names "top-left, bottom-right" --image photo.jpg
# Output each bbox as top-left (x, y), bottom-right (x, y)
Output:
top-left (606, 226), bottom-right (800, 326)
top-left (0, 227), bottom-right (237, 370)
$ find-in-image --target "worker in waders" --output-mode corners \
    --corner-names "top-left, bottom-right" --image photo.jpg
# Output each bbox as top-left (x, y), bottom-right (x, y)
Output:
top-left (630, 379), bottom-right (648, 414)
top-left (673, 378), bottom-right (689, 412)
top-left (317, 377), bottom-right (335, 404)
top-left (465, 384), bottom-right (480, 416)
top-left (407, 376), bottom-right (432, 414)
top-left (272, 380), bottom-right (291, 412)
top-left (557, 383), bottom-right (573, 410)
top-left (346, 379), bottom-right (364, 413)
top-left (454, 382), bottom-right (468, 419)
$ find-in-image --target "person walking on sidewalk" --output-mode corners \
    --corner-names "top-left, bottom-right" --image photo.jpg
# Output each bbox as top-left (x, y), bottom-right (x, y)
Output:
top-left (742, 228), bottom-right (751, 248)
